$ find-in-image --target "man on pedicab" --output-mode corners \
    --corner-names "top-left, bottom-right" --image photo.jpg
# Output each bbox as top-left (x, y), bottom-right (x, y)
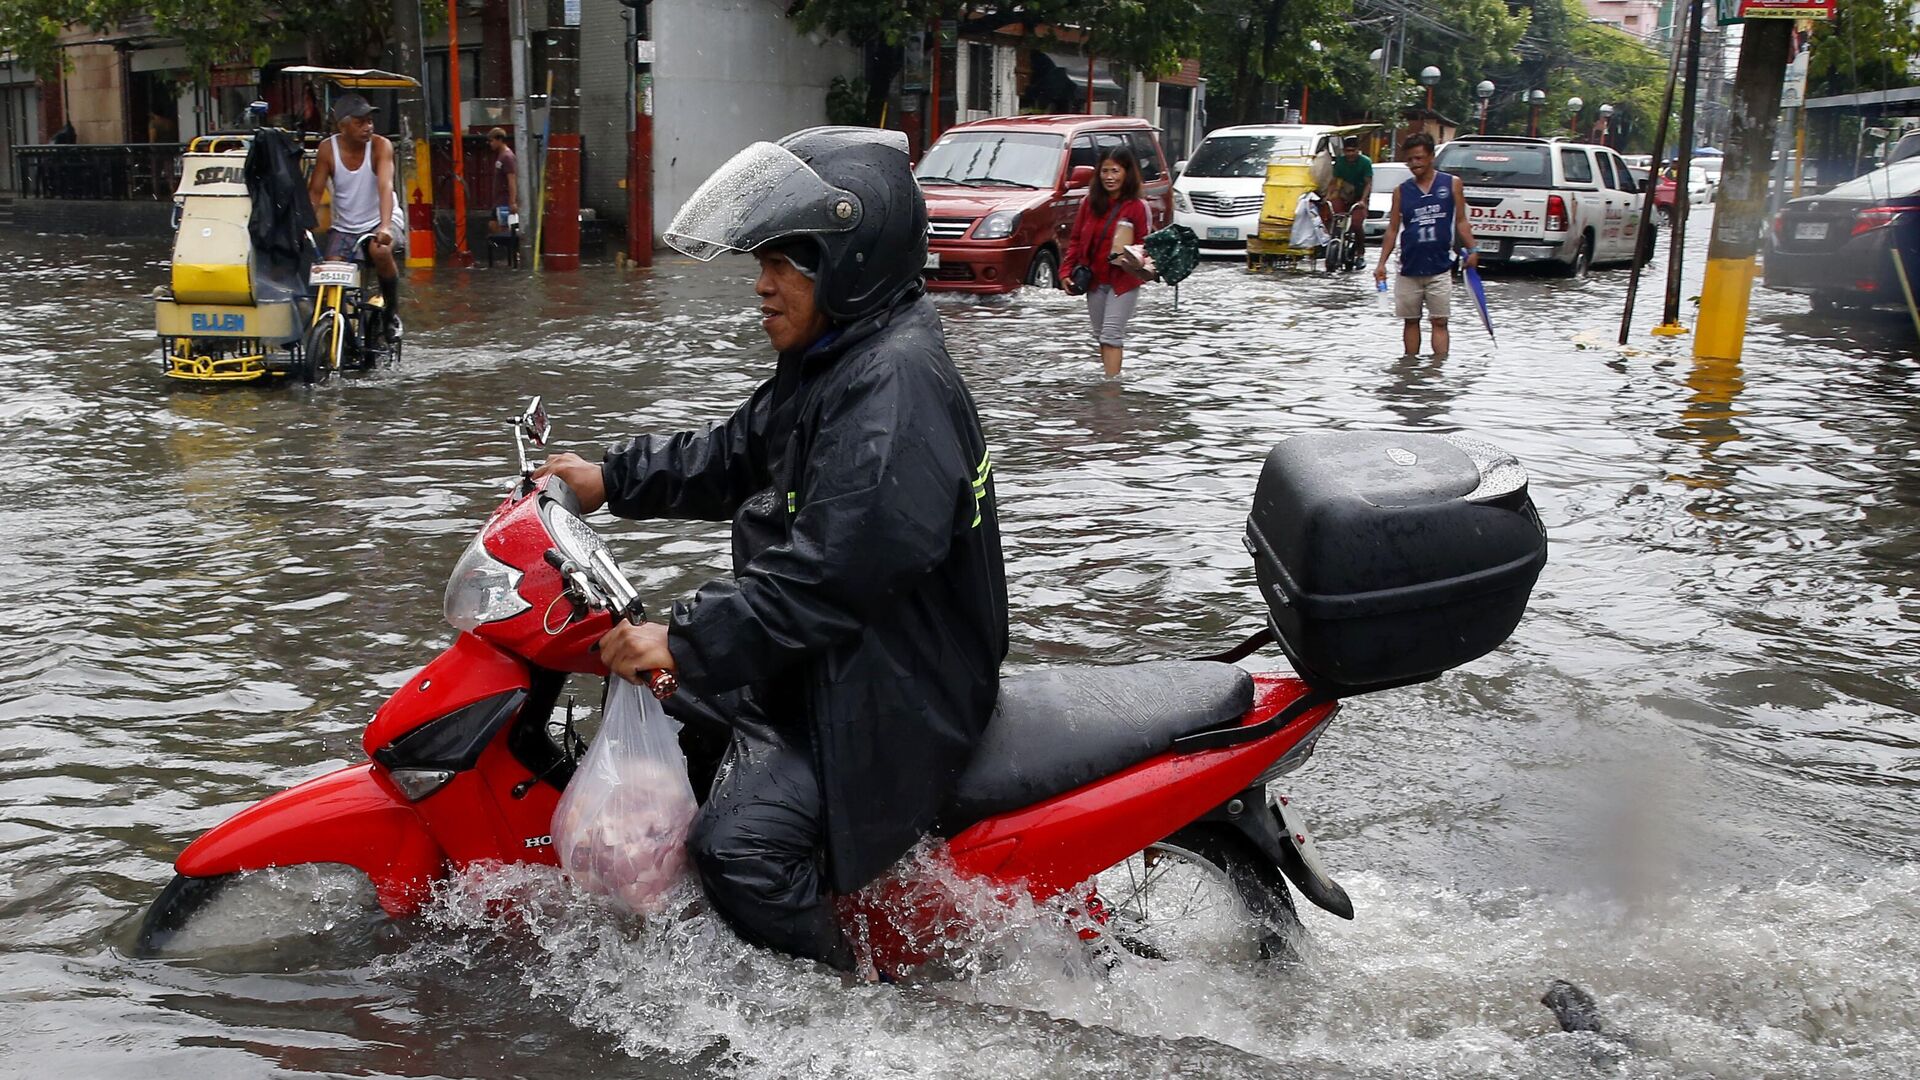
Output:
top-left (306, 93), bottom-right (405, 342)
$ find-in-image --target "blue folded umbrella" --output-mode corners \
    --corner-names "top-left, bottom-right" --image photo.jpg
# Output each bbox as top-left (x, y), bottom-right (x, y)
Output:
top-left (1462, 252), bottom-right (1495, 343)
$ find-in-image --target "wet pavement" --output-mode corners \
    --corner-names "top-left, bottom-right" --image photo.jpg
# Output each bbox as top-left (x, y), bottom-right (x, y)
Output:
top-left (1, 221), bottom-right (1916, 1079)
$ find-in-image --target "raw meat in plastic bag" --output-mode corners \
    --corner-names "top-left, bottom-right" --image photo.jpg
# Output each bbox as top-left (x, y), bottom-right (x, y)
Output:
top-left (551, 676), bottom-right (699, 914)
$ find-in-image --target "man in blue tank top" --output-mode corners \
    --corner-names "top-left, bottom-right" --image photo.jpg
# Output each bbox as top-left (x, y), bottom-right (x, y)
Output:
top-left (1372, 132), bottom-right (1478, 361)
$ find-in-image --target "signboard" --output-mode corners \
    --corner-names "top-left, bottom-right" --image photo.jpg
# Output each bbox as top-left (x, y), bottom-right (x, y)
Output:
top-left (1722, 0), bottom-right (1835, 20)
top-left (1779, 22), bottom-right (1814, 108)
top-left (563, 0), bottom-right (580, 27)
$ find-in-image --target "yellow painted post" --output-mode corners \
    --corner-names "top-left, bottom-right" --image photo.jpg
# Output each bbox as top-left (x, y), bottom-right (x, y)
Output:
top-left (1694, 19), bottom-right (1793, 362)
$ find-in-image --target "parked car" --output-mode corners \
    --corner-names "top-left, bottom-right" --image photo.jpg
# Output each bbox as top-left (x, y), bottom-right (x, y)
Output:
top-left (915, 115), bottom-right (1172, 294)
top-left (1764, 155), bottom-right (1920, 313)
top-left (1435, 136), bottom-right (1648, 275)
top-left (1653, 158), bottom-right (1718, 218)
top-left (1364, 161), bottom-right (1412, 240)
top-left (1171, 123), bottom-right (1349, 255)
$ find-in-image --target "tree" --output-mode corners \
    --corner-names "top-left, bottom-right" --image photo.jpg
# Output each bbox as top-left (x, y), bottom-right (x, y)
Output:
top-left (0, 0), bottom-right (410, 81)
top-left (784, 0), bottom-right (1209, 124)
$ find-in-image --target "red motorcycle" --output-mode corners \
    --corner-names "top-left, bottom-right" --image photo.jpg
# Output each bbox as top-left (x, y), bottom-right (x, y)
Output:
top-left (137, 400), bottom-right (1546, 970)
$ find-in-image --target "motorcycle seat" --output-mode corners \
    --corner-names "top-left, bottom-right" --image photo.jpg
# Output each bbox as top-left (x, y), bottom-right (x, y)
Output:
top-left (939, 660), bottom-right (1254, 832)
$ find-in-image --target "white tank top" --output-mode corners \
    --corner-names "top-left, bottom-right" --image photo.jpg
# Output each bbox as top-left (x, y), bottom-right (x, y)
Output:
top-left (328, 134), bottom-right (380, 233)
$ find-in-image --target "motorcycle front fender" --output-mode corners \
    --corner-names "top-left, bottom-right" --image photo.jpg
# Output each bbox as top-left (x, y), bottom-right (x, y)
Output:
top-left (175, 762), bottom-right (446, 916)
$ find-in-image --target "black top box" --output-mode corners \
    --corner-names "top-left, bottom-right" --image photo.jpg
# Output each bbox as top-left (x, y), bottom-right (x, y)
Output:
top-left (1245, 431), bottom-right (1547, 695)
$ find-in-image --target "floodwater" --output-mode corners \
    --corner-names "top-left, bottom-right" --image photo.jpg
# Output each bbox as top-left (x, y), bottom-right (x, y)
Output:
top-left (1, 220), bottom-right (1915, 1080)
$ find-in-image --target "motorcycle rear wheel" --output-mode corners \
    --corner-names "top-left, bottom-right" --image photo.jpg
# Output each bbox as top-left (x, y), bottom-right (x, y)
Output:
top-left (1094, 824), bottom-right (1300, 964)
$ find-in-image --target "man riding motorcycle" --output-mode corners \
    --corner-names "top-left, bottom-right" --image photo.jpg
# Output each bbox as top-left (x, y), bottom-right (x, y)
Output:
top-left (533, 128), bottom-right (1008, 972)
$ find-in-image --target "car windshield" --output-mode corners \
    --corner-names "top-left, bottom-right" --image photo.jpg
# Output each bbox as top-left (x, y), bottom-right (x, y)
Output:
top-left (1184, 135), bottom-right (1311, 178)
top-left (1435, 143), bottom-right (1554, 188)
top-left (1823, 157), bottom-right (1920, 201)
top-left (915, 132), bottom-right (1062, 189)
top-left (1372, 163), bottom-right (1411, 193)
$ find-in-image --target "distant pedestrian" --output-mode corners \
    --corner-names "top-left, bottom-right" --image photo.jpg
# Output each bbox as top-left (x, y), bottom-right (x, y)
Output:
top-left (1373, 132), bottom-right (1478, 361)
top-left (487, 127), bottom-right (519, 227)
top-left (50, 121), bottom-right (75, 144)
top-left (1061, 146), bottom-right (1150, 377)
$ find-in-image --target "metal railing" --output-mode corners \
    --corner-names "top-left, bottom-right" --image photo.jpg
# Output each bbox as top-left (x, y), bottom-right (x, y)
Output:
top-left (13, 144), bottom-right (185, 200)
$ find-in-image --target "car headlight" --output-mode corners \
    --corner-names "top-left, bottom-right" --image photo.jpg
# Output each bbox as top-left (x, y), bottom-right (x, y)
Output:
top-left (444, 532), bottom-right (529, 632)
top-left (1174, 189), bottom-right (1191, 213)
top-left (972, 210), bottom-right (1020, 240)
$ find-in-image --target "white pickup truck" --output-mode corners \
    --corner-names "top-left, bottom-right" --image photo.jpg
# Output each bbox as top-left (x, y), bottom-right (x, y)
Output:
top-left (1434, 136), bottom-right (1649, 276)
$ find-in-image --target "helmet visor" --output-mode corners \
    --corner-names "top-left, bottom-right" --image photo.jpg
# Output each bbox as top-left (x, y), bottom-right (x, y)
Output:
top-left (664, 142), bottom-right (862, 261)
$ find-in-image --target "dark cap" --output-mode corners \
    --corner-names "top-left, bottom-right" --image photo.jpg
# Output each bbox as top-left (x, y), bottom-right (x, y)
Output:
top-left (332, 93), bottom-right (378, 123)
top-left (1342, 136), bottom-right (1360, 148)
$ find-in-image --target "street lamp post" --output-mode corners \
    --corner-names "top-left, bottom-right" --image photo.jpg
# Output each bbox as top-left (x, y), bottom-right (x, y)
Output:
top-left (1527, 88), bottom-right (1546, 137)
top-left (1301, 39), bottom-right (1322, 124)
top-left (1476, 80), bottom-right (1495, 135)
top-left (1597, 103), bottom-right (1614, 147)
top-left (1566, 96), bottom-right (1584, 137)
top-left (1419, 65), bottom-right (1441, 113)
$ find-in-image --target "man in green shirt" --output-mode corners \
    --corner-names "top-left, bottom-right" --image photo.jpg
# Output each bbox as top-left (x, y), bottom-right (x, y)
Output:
top-left (1328, 136), bottom-right (1373, 252)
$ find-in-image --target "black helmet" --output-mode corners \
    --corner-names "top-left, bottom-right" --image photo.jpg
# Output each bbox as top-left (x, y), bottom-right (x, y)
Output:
top-left (663, 127), bottom-right (927, 323)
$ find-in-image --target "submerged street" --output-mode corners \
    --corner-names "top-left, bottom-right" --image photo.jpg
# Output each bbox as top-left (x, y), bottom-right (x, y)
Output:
top-left (2, 223), bottom-right (1916, 1078)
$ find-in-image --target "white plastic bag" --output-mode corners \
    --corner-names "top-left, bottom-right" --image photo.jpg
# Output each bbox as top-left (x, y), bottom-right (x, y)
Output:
top-left (1290, 193), bottom-right (1330, 248)
top-left (551, 676), bottom-right (699, 914)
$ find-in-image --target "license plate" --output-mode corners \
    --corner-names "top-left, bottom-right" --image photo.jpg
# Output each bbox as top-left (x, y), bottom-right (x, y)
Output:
top-left (924, 252), bottom-right (941, 270)
top-left (1793, 221), bottom-right (1827, 241)
top-left (1207, 226), bottom-right (1238, 240)
top-left (309, 262), bottom-right (358, 286)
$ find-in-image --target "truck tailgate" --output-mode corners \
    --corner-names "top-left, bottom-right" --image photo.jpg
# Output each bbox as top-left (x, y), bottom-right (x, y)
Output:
top-left (1463, 187), bottom-right (1549, 241)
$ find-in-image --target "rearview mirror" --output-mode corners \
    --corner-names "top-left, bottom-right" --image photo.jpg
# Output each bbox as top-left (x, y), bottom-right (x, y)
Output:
top-left (1174, 159), bottom-right (1188, 178)
top-left (519, 396), bottom-right (551, 448)
top-left (1066, 165), bottom-right (1094, 190)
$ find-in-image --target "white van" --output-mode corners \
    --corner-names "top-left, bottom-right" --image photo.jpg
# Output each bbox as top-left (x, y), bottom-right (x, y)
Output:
top-left (1173, 124), bottom-right (1345, 255)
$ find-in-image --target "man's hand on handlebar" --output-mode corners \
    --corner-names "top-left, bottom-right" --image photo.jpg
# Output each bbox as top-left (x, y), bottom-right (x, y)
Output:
top-left (597, 620), bottom-right (676, 686)
top-left (532, 452), bottom-right (608, 513)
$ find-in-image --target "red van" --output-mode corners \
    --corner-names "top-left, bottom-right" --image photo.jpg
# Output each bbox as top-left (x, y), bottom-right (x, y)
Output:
top-left (915, 115), bottom-right (1173, 294)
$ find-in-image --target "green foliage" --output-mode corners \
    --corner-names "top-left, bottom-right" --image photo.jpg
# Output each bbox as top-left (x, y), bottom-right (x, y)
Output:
top-left (1806, 0), bottom-right (1920, 99)
top-left (0, 0), bottom-right (402, 81)
top-left (786, 0), bottom-right (1205, 79)
top-left (826, 75), bottom-right (870, 127)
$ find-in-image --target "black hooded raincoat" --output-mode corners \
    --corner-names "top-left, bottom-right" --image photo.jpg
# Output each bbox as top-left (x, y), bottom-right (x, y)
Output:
top-left (601, 295), bottom-right (1007, 893)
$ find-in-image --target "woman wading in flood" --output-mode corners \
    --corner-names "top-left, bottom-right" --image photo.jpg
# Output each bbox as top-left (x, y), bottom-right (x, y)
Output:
top-left (1061, 147), bottom-right (1150, 377)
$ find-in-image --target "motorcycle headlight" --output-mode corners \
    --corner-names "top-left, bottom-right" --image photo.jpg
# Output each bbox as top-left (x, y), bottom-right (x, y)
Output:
top-left (443, 533), bottom-right (529, 632)
top-left (541, 500), bottom-right (612, 570)
top-left (972, 210), bottom-right (1021, 240)
top-left (1174, 189), bottom-right (1191, 213)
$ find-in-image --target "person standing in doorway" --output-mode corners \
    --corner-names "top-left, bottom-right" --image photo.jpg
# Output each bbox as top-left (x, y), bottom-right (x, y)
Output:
top-left (307, 93), bottom-right (405, 342)
top-left (1061, 146), bottom-right (1150, 377)
top-left (1373, 132), bottom-right (1477, 360)
top-left (487, 127), bottom-right (519, 227)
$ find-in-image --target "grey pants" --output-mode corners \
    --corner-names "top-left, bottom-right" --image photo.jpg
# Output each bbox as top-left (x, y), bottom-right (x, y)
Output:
top-left (1085, 284), bottom-right (1140, 347)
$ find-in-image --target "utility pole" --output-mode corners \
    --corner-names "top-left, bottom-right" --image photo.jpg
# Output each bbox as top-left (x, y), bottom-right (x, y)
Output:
top-left (394, 0), bottom-right (435, 267)
top-left (1619, 1), bottom-right (1687, 344)
top-left (1694, 18), bottom-right (1794, 362)
top-left (1654, 0), bottom-right (1704, 337)
top-left (623, 0), bottom-right (653, 265)
top-left (509, 0), bottom-right (534, 243)
top-left (447, 0), bottom-right (473, 267)
top-left (542, 0), bottom-right (582, 270)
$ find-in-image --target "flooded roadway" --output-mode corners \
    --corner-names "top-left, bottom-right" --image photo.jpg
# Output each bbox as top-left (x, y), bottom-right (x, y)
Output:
top-left (1, 221), bottom-right (1915, 1079)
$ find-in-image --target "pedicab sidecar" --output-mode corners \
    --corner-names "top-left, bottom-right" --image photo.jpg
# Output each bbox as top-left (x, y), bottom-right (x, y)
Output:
top-left (154, 135), bottom-right (314, 384)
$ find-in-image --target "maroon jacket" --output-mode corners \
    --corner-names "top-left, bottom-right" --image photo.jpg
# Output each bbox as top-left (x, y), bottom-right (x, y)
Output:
top-left (1062, 196), bottom-right (1150, 296)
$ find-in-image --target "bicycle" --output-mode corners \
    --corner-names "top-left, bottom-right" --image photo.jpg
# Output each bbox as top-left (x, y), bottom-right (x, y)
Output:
top-left (301, 231), bottom-right (400, 383)
top-left (1322, 203), bottom-right (1365, 274)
